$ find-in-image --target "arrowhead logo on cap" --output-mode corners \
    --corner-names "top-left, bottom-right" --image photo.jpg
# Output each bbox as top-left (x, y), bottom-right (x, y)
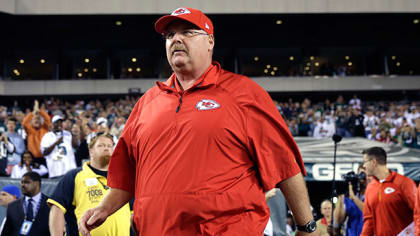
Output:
top-left (205, 23), bottom-right (210, 29)
top-left (172, 7), bottom-right (191, 16)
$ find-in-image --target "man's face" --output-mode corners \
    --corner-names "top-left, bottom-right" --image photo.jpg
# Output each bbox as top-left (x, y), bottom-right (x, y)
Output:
top-left (53, 120), bottom-right (63, 132)
top-left (31, 116), bottom-right (41, 129)
top-left (0, 191), bottom-right (16, 207)
top-left (320, 201), bottom-right (332, 218)
top-left (89, 136), bottom-right (114, 168)
top-left (165, 21), bottom-right (214, 73)
top-left (21, 176), bottom-right (40, 197)
top-left (362, 154), bottom-right (376, 176)
top-left (6, 120), bottom-right (16, 133)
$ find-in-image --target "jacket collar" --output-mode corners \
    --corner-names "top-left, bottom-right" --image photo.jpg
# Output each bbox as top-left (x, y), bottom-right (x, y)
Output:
top-left (156, 61), bottom-right (221, 93)
top-left (373, 170), bottom-right (396, 183)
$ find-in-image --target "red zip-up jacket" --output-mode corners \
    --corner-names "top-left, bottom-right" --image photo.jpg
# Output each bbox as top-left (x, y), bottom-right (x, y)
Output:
top-left (361, 171), bottom-right (416, 236)
top-left (108, 62), bottom-right (306, 235)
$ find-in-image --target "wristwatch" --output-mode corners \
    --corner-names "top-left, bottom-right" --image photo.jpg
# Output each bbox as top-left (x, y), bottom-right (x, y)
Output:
top-left (296, 220), bottom-right (317, 233)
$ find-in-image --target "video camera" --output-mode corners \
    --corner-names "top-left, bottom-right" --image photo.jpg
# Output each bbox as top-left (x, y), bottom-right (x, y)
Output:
top-left (342, 171), bottom-right (366, 195)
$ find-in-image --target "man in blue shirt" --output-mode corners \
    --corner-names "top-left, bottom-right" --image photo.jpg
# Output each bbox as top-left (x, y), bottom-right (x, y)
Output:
top-left (334, 166), bottom-right (369, 236)
top-left (6, 118), bottom-right (25, 166)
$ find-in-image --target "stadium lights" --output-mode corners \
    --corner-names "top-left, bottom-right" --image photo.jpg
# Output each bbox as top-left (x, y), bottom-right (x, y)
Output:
top-left (77, 72), bottom-right (83, 78)
top-left (128, 68), bottom-right (133, 72)
top-left (348, 62), bottom-right (353, 66)
top-left (84, 58), bottom-right (90, 63)
top-left (13, 69), bottom-right (20, 75)
top-left (19, 59), bottom-right (24, 64)
top-left (254, 56), bottom-right (259, 61)
top-left (132, 58), bottom-right (137, 62)
top-left (414, 19), bottom-right (419, 24)
top-left (116, 21), bottom-right (122, 26)
top-left (84, 68), bottom-right (89, 73)
top-left (315, 62), bottom-right (320, 67)
top-left (310, 56), bottom-right (315, 61)
top-left (276, 20), bottom-right (282, 25)
top-left (273, 67), bottom-right (278, 71)
top-left (396, 62), bottom-right (401, 67)
top-left (40, 59), bottom-right (46, 64)
top-left (136, 67), bottom-right (141, 72)
top-left (307, 62), bottom-right (311, 66)
top-left (264, 69), bottom-right (268, 73)
top-left (289, 56), bottom-right (294, 61)
top-left (345, 56), bottom-right (350, 60)
top-left (392, 56), bottom-right (396, 60)
top-left (266, 64), bottom-right (271, 69)
top-left (270, 71), bottom-right (275, 75)
top-left (93, 68), bottom-right (97, 72)
top-left (305, 66), bottom-right (310, 71)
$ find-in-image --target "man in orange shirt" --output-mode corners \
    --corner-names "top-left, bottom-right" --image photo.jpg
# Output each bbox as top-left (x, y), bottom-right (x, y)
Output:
top-left (22, 100), bottom-right (51, 166)
top-left (361, 146), bottom-right (416, 236)
top-left (79, 7), bottom-right (316, 236)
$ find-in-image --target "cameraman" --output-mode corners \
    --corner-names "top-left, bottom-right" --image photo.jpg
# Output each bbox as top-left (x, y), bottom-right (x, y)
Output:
top-left (334, 166), bottom-right (369, 236)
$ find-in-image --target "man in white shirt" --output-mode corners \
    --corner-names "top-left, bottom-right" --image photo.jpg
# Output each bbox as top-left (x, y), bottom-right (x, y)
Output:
top-left (313, 116), bottom-right (335, 138)
top-left (41, 115), bottom-right (77, 178)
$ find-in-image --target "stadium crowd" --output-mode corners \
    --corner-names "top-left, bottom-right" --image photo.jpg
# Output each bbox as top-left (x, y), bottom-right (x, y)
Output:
top-left (0, 94), bottom-right (419, 178)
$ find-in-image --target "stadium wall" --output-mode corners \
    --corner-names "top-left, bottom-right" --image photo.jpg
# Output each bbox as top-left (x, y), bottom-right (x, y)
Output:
top-left (2, 0), bottom-right (420, 15)
top-left (1, 76), bottom-right (419, 95)
top-left (0, 0), bottom-right (15, 14)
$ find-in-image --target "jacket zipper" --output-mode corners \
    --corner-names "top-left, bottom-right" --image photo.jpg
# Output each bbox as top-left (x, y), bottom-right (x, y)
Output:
top-left (176, 95), bottom-right (183, 113)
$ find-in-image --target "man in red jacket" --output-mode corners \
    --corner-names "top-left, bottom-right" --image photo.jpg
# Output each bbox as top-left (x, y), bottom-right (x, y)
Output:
top-left (78, 7), bottom-right (316, 236)
top-left (415, 184), bottom-right (420, 236)
top-left (361, 146), bottom-right (416, 236)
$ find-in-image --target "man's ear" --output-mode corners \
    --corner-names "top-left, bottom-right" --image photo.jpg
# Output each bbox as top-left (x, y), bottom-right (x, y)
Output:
top-left (208, 34), bottom-right (215, 50)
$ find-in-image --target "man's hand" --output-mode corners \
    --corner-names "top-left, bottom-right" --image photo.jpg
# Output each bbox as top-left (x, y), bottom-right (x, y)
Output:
top-left (348, 183), bottom-right (356, 200)
top-left (78, 206), bottom-right (109, 236)
top-left (0, 132), bottom-right (7, 142)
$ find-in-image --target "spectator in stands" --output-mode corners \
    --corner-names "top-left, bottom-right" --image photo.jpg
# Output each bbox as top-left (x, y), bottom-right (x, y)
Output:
top-left (288, 118), bottom-right (299, 136)
top-left (48, 133), bottom-right (131, 236)
top-left (22, 100), bottom-right (51, 166)
top-left (347, 108), bottom-right (365, 137)
top-left (5, 118), bottom-right (25, 169)
top-left (313, 116), bottom-right (335, 138)
top-left (400, 124), bottom-right (415, 147)
top-left (363, 109), bottom-right (379, 137)
top-left (297, 113), bottom-right (312, 136)
top-left (413, 118), bottom-right (420, 149)
top-left (71, 123), bottom-right (89, 167)
top-left (349, 94), bottom-right (361, 110)
top-left (10, 151), bottom-right (48, 178)
top-left (110, 116), bottom-right (125, 138)
top-left (0, 185), bottom-right (20, 233)
top-left (0, 132), bottom-right (14, 176)
top-left (1, 172), bottom-right (51, 236)
top-left (316, 199), bottom-right (333, 236)
top-left (41, 115), bottom-right (77, 178)
top-left (86, 117), bottom-right (118, 146)
top-left (335, 109), bottom-right (351, 137)
top-left (361, 147), bottom-right (416, 236)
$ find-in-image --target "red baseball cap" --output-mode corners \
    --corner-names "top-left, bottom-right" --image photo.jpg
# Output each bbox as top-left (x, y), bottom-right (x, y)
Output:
top-left (155, 7), bottom-right (214, 35)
